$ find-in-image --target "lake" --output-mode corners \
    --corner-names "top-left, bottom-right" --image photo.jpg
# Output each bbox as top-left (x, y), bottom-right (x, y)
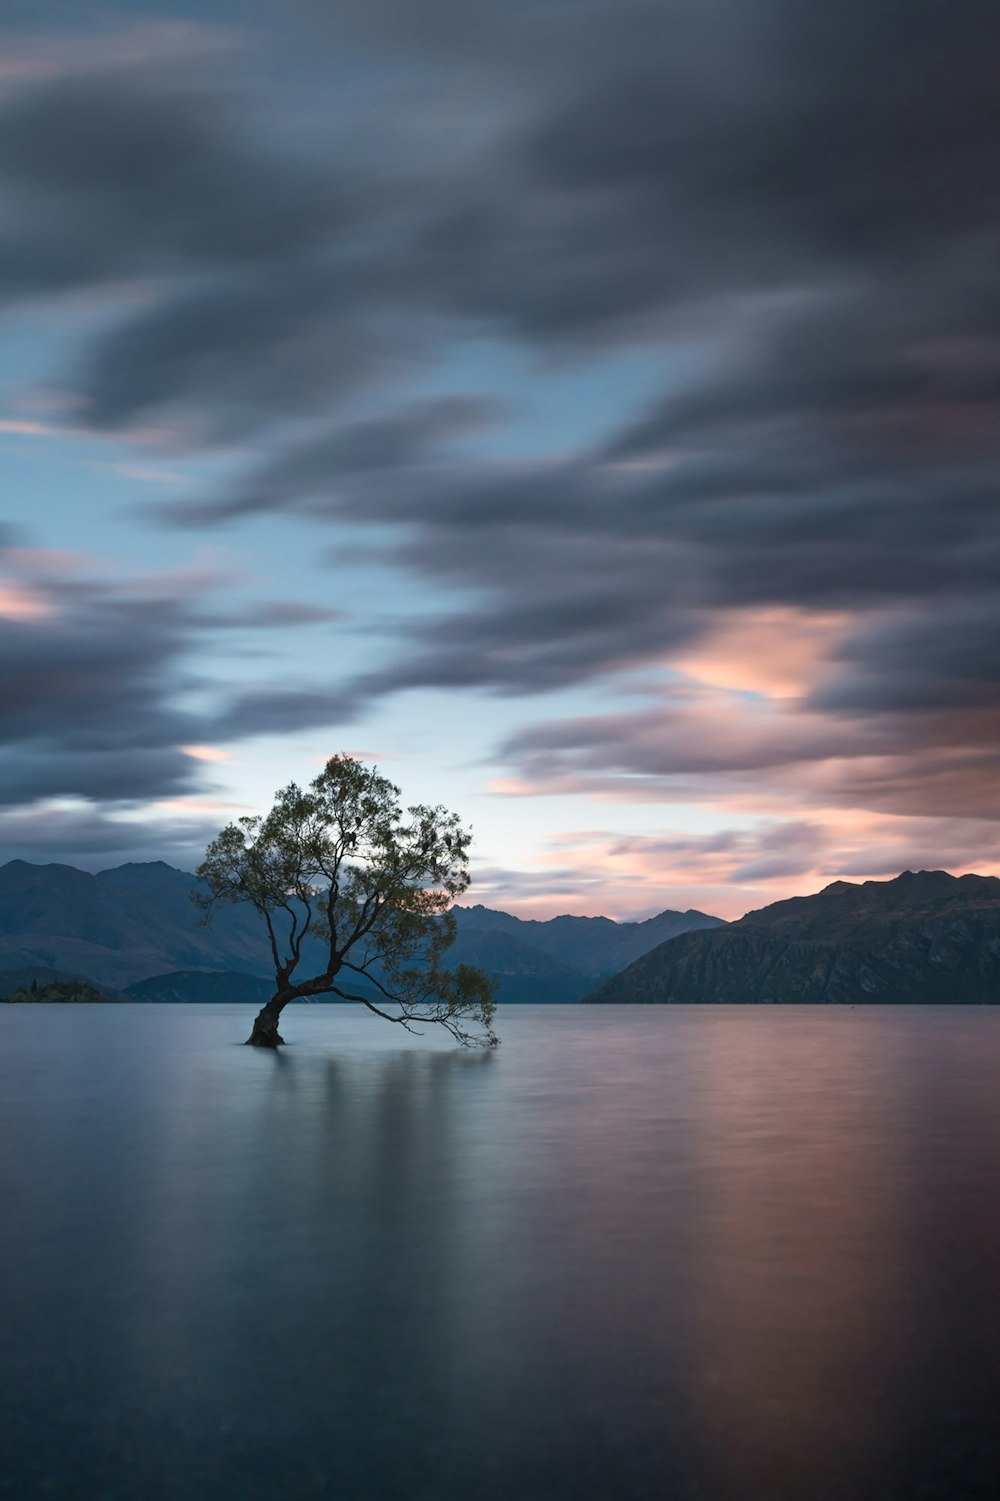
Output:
top-left (2, 1004), bottom-right (1000, 1500)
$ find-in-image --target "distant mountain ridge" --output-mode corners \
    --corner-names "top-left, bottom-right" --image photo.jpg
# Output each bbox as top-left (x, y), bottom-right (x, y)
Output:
top-left (449, 903), bottom-right (724, 1001)
top-left (453, 903), bottom-right (724, 976)
top-left (0, 859), bottom-right (302, 989)
top-left (585, 870), bottom-right (1000, 1005)
top-left (0, 859), bottom-right (724, 1003)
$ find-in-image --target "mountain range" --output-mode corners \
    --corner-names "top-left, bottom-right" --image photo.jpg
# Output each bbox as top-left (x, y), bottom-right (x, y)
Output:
top-left (4, 860), bottom-right (998, 1006)
top-left (447, 904), bottom-right (724, 1001)
top-left (585, 870), bottom-right (1000, 1004)
top-left (0, 860), bottom-right (299, 990)
top-left (0, 859), bottom-right (722, 1003)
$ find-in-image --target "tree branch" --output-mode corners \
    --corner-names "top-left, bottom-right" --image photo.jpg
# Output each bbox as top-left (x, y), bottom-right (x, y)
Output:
top-left (338, 958), bottom-right (411, 1006)
top-left (328, 985), bottom-right (425, 1033)
top-left (261, 908), bottom-right (287, 982)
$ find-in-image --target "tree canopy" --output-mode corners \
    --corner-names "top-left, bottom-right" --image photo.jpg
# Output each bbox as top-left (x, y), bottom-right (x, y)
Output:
top-left (194, 755), bottom-right (499, 1049)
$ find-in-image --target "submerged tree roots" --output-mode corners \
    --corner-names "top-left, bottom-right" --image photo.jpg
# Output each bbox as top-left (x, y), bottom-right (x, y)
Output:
top-left (246, 1002), bottom-right (286, 1047)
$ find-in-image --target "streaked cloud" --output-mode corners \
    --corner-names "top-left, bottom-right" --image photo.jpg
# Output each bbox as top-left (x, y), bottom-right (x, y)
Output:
top-left (0, 1), bottom-right (998, 910)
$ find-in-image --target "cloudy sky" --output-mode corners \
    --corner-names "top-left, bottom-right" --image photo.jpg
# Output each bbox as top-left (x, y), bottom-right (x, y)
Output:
top-left (2, 0), bottom-right (999, 918)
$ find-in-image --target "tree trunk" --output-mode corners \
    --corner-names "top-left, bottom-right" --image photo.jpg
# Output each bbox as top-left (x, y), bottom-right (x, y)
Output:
top-left (246, 992), bottom-right (292, 1047)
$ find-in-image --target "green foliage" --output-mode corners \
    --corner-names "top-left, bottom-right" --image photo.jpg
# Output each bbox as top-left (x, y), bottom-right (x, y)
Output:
top-left (2, 979), bottom-right (112, 1004)
top-left (194, 754), bottom-right (499, 1047)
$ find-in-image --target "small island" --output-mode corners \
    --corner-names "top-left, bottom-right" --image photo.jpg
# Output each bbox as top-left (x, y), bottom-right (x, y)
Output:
top-left (1, 977), bottom-right (115, 1005)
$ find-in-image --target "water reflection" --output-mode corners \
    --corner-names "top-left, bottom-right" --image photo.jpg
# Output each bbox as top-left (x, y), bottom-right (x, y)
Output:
top-left (681, 1012), bottom-right (909, 1498)
top-left (2, 1005), bottom-right (1000, 1499)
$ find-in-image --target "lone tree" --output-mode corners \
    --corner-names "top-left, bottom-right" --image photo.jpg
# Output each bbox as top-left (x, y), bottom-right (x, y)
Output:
top-left (194, 755), bottom-right (499, 1049)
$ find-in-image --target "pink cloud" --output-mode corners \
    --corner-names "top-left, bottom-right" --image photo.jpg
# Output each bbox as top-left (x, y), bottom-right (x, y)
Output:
top-left (671, 606), bottom-right (855, 699)
top-left (471, 801), bottom-right (1000, 921)
top-left (0, 419), bottom-right (59, 437)
top-left (153, 797), bottom-right (252, 816)
top-left (0, 410), bottom-right (187, 455)
top-left (0, 21), bottom-right (244, 93)
top-left (0, 579), bottom-right (53, 622)
top-left (180, 745), bottom-right (235, 765)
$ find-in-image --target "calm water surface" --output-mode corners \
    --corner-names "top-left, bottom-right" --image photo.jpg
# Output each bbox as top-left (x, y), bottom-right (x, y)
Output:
top-left (2, 1004), bottom-right (1000, 1500)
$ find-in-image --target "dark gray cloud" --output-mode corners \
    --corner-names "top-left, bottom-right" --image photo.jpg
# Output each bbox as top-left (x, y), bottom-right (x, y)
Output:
top-left (160, 398), bottom-right (503, 526)
top-left (193, 600), bottom-right (346, 629)
top-left (528, 5), bottom-right (1000, 271)
top-left (4, 0), bottom-right (998, 445)
top-left (0, 548), bottom-right (362, 821)
top-left (0, 581), bottom-right (200, 807)
top-left (814, 600), bottom-right (1000, 715)
top-left (0, 76), bottom-right (351, 293)
top-left (81, 267), bottom-right (384, 441)
top-left (0, 72), bottom-right (378, 442)
top-left (210, 685), bottom-right (360, 741)
top-left (4, 1), bottom-right (998, 408)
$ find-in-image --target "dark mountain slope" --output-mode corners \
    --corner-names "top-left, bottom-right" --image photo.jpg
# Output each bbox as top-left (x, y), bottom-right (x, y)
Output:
top-left (446, 928), bottom-right (591, 1003)
top-left (585, 871), bottom-right (1000, 1004)
top-left (125, 970), bottom-right (277, 1005)
top-left (0, 859), bottom-right (319, 988)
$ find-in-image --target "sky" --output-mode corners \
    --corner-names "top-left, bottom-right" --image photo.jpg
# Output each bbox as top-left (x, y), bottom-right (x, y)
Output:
top-left (1, 0), bottom-right (999, 920)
